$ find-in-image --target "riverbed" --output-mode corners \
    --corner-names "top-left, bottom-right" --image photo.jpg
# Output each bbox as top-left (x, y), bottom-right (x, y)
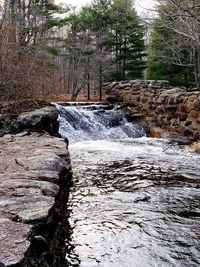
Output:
top-left (58, 105), bottom-right (200, 267)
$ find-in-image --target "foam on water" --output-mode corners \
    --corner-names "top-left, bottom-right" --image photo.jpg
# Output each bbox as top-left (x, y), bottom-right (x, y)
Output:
top-left (56, 104), bottom-right (145, 144)
top-left (56, 104), bottom-right (200, 267)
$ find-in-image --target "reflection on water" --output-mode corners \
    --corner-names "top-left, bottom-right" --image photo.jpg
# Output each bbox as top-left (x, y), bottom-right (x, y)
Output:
top-left (67, 138), bottom-right (200, 267)
top-left (58, 105), bottom-right (200, 266)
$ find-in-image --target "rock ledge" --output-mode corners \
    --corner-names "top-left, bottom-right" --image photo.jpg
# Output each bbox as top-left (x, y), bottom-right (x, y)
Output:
top-left (0, 132), bottom-right (72, 267)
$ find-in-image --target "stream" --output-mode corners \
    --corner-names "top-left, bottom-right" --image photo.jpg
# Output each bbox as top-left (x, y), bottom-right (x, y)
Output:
top-left (58, 104), bottom-right (200, 267)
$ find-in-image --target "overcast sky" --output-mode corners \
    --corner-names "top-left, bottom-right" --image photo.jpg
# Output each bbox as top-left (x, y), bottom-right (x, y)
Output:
top-left (55, 0), bottom-right (156, 14)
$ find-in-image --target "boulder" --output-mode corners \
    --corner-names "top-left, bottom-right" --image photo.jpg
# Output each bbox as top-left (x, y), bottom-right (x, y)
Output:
top-left (17, 106), bottom-right (59, 135)
top-left (0, 106), bottom-right (59, 136)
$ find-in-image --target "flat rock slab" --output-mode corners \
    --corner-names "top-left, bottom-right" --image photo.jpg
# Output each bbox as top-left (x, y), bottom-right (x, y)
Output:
top-left (0, 219), bottom-right (31, 266)
top-left (0, 132), bottom-right (70, 266)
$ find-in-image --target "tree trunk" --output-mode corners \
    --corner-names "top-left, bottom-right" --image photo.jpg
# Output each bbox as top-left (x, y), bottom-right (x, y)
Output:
top-left (99, 61), bottom-right (103, 101)
top-left (86, 56), bottom-right (90, 100)
top-left (184, 67), bottom-right (189, 89)
top-left (194, 48), bottom-right (200, 90)
top-left (87, 72), bottom-right (90, 101)
top-left (122, 37), bottom-right (127, 80)
top-left (195, 71), bottom-right (200, 90)
top-left (115, 31), bottom-right (119, 73)
top-left (70, 90), bottom-right (79, 102)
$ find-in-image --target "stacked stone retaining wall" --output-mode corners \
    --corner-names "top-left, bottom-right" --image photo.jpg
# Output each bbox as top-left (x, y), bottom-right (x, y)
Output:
top-left (104, 80), bottom-right (200, 140)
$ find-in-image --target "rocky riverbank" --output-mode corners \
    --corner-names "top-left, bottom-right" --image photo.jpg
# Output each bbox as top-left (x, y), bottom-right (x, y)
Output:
top-left (0, 101), bottom-right (59, 137)
top-left (104, 80), bottom-right (200, 141)
top-left (0, 105), bottom-right (72, 267)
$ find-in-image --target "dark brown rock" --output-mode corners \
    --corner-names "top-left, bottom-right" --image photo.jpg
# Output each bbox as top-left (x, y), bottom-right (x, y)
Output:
top-left (179, 105), bottom-right (191, 113)
top-left (178, 113), bottom-right (188, 121)
top-left (185, 121), bottom-right (192, 127)
top-left (183, 129), bottom-right (194, 137)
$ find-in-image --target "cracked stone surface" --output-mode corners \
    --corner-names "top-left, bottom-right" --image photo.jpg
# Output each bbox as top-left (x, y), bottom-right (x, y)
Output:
top-left (0, 132), bottom-right (70, 266)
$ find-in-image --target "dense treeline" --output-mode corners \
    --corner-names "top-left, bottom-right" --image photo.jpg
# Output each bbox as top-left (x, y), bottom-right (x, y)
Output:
top-left (0, 0), bottom-right (146, 101)
top-left (61, 0), bottom-right (146, 100)
top-left (0, 0), bottom-right (199, 103)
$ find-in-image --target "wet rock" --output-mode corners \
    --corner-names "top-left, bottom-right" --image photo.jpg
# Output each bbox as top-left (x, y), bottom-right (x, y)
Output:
top-left (17, 106), bottom-right (59, 135)
top-left (166, 135), bottom-right (192, 145)
top-left (31, 235), bottom-right (47, 252)
top-left (0, 106), bottom-right (59, 136)
top-left (126, 113), bottom-right (145, 122)
top-left (0, 132), bottom-right (71, 266)
top-left (147, 126), bottom-right (172, 138)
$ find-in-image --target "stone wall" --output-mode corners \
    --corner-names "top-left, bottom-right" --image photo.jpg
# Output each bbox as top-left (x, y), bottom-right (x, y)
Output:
top-left (104, 80), bottom-right (200, 140)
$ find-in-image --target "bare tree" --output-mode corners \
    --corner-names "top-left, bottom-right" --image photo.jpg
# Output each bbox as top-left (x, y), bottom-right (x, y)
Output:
top-left (0, 0), bottom-right (65, 102)
top-left (154, 0), bottom-right (200, 89)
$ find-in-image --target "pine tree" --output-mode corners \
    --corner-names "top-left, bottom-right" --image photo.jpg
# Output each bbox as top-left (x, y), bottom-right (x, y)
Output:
top-left (62, 0), bottom-right (147, 101)
top-left (108, 0), bottom-right (146, 80)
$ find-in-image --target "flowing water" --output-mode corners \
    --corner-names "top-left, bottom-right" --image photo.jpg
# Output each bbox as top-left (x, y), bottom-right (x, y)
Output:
top-left (57, 104), bottom-right (200, 267)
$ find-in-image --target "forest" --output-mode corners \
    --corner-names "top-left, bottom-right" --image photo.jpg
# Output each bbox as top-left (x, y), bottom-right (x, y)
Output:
top-left (0, 0), bottom-right (199, 102)
top-left (0, 2), bottom-right (200, 265)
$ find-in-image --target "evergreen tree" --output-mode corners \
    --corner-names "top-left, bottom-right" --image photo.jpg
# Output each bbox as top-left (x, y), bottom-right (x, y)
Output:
top-left (79, 0), bottom-right (113, 99)
top-left (62, 0), bottom-right (147, 100)
top-left (77, 0), bottom-right (146, 81)
top-left (108, 0), bottom-right (146, 80)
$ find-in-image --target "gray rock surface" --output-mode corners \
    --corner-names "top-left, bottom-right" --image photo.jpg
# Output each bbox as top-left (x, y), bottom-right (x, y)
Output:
top-left (0, 106), bottom-right (59, 136)
top-left (17, 106), bottom-right (59, 135)
top-left (0, 219), bottom-right (31, 266)
top-left (0, 132), bottom-right (70, 266)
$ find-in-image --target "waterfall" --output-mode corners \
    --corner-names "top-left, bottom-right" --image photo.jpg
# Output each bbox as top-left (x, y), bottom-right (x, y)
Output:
top-left (55, 104), bottom-right (200, 267)
top-left (56, 104), bottom-right (145, 143)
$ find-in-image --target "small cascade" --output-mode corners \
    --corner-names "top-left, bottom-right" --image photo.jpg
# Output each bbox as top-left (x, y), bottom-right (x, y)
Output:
top-left (57, 104), bottom-right (145, 143)
top-left (56, 103), bottom-right (200, 267)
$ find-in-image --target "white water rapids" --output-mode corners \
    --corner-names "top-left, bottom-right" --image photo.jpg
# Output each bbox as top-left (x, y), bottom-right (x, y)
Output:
top-left (57, 104), bottom-right (200, 267)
